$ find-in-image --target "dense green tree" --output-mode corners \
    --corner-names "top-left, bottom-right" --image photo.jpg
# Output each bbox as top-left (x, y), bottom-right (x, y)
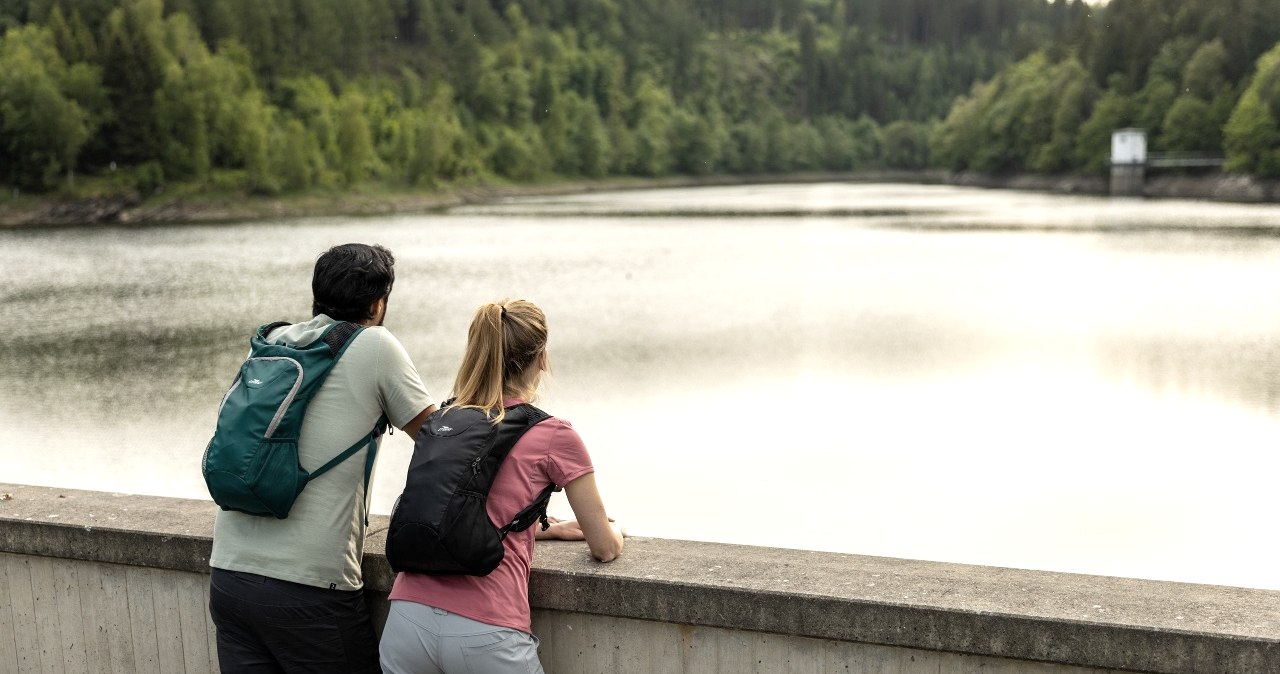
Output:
top-left (1225, 45), bottom-right (1280, 176)
top-left (1183, 40), bottom-right (1230, 100)
top-left (0, 25), bottom-right (102, 189)
top-left (1160, 95), bottom-right (1219, 152)
top-left (881, 120), bottom-right (931, 169)
top-left (272, 119), bottom-right (322, 191)
top-left (782, 121), bottom-right (824, 170)
top-left (47, 6), bottom-right (96, 63)
top-left (797, 12), bottom-right (819, 118)
top-left (98, 0), bottom-right (169, 166)
top-left (487, 125), bottom-right (537, 179)
top-left (335, 91), bottom-right (374, 185)
top-left (931, 81), bottom-right (989, 171)
top-left (238, 91), bottom-right (274, 193)
top-left (628, 76), bottom-right (674, 176)
top-left (725, 120), bottom-right (768, 173)
top-left (567, 97), bottom-right (611, 177)
top-left (1031, 59), bottom-right (1094, 172)
top-left (1131, 75), bottom-right (1176, 146)
top-left (671, 104), bottom-right (718, 175)
top-left (405, 85), bottom-right (465, 184)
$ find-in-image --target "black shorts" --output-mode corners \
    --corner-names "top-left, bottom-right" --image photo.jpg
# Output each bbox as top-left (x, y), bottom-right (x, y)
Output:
top-left (209, 568), bottom-right (380, 674)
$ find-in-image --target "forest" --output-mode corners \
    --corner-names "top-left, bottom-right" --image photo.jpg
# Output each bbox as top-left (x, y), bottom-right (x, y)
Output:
top-left (933, 0), bottom-right (1280, 176)
top-left (5, 0), bottom-right (1280, 195)
top-left (0, 0), bottom-right (1074, 194)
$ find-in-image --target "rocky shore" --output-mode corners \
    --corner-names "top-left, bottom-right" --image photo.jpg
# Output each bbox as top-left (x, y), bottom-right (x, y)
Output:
top-left (5, 170), bottom-right (1280, 228)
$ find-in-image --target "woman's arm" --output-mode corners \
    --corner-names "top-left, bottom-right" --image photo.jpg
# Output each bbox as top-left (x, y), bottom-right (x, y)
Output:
top-left (560, 473), bottom-right (624, 562)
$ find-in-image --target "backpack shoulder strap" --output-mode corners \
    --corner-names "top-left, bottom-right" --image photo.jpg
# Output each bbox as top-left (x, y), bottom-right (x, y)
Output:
top-left (518, 403), bottom-right (551, 424)
top-left (490, 404), bottom-right (557, 538)
top-left (307, 414), bottom-right (388, 482)
top-left (321, 321), bottom-right (362, 357)
top-left (292, 321), bottom-right (374, 482)
top-left (257, 321), bottom-right (291, 340)
top-left (486, 403), bottom-right (551, 466)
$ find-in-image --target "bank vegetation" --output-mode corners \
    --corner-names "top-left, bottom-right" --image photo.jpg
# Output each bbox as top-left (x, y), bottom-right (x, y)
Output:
top-left (0, 0), bottom-right (1066, 200)
top-left (6, 0), bottom-right (1280, 213)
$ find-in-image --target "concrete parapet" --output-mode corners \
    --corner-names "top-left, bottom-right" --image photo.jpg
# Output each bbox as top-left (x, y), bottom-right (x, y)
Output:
top-left (1, 483), bottom-right (1277, 673)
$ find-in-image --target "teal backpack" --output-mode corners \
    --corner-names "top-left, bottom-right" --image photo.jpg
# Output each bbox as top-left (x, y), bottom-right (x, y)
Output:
top-left (202, 320), bottom-right (387, 519)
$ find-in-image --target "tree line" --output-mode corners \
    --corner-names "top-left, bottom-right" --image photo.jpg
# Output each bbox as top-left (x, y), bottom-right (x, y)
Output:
top-left (0, 0), bottom-right (1068, 194)
top-left (932, 0), bottom-right (1280, 176)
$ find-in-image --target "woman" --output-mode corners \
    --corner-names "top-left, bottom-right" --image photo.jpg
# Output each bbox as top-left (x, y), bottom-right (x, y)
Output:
top-left (380, 299), bottom-right (625, 674)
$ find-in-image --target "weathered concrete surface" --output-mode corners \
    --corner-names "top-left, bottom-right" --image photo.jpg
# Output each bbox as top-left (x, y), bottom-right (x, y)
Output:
top-left (519, 541), bottom-right (1280, 673)
top-left (2, 483), bottom-right (1277, 673)
top-left (0, 484), bottom-right (214, 574)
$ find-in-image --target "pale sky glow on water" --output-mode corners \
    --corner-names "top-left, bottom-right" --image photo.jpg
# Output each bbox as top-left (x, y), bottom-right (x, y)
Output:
top-left (1, 183), bottom-right (1278, 590)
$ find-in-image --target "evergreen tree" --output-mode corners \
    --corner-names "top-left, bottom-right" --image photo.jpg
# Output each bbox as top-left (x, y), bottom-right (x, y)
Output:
top-left (98, 0), bottom-right (169, 166)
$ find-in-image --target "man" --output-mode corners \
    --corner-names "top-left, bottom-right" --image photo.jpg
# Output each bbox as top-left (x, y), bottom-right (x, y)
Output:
top-left (209, 243), bottom-right (436, 673)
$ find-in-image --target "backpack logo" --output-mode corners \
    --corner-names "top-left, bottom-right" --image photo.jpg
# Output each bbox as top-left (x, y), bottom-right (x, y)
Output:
top-left (437, 425), bottom-right (452, 432)
top-left (248, 379), bottom-right (263, 385)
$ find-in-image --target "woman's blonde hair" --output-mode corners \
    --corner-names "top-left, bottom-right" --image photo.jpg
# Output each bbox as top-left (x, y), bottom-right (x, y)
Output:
top-left (450, 299), bottom-right (548, 424)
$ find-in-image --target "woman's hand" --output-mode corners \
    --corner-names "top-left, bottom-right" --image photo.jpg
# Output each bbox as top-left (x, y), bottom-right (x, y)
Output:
top-left (535, 517), bottom-right (585, 541)
top-left (535, 516), bottom-right (626, 542)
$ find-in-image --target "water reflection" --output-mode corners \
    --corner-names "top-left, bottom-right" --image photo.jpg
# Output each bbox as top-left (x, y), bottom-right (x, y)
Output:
top-left (1100, 335), bottom-right (1280, 414)
top-left (2, 183), bottom-right (1279, 590)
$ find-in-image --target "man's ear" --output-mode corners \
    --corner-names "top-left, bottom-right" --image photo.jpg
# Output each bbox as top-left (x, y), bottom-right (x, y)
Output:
top-left (368, 296), bottom-right (386, 323)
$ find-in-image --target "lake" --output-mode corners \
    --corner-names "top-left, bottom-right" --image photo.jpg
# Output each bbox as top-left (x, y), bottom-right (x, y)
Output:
top-left (2, 182), bottom-right (1278, 590)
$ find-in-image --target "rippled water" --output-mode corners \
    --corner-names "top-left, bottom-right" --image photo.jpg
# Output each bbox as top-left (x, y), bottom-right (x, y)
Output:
top-left (3, 183), bottom-right (1279, 589)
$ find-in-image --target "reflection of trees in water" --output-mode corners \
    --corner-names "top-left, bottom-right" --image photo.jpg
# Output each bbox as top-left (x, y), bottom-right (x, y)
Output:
top-left (1098, 336), bottom-right (1280, 414)
top-left (0, 324), bottom-right (245, 420)
top-left (564, 310), bottom-right (996, 390)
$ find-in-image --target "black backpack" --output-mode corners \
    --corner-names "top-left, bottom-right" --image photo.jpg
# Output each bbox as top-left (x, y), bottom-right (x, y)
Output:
top-left (385, 402), bottom-right (560, 576)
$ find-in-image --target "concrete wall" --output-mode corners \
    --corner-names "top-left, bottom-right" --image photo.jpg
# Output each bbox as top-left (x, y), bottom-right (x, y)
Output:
top-left (1, 552), bottom-right (217, 674)
top-left (530, 609), bottom-right (1130, 674)
top-left (2, 483), bottom-right (1277, 674)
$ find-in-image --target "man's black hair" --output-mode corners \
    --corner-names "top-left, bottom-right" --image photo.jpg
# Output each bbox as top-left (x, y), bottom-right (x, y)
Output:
top-left (312, 243), bottom-right (396, 322)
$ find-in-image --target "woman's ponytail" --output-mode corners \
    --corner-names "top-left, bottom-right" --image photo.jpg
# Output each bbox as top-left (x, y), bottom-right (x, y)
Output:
top-left (450, 300), bottom-right (547, 424)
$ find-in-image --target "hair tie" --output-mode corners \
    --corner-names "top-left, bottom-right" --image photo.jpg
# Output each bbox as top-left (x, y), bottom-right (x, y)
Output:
top-left (499, 305), bottom-right (507, 318)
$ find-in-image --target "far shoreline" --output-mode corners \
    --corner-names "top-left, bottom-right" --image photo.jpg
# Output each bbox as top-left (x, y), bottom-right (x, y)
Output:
top-left (5, 169), bottom-right (1280, 229)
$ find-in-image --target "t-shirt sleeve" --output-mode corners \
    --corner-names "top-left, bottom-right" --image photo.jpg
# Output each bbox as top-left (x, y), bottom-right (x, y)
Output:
top-left (374, 329), bottom-right (434, 429)
top-left (542, 420), bottom-right (595, 486)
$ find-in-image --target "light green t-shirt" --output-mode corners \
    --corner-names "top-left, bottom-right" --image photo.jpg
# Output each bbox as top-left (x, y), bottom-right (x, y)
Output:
top-left (210, 314), bottom-right (434, 590)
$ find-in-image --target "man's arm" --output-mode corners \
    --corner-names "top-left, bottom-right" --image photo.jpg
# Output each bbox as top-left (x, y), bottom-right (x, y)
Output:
top-left (399, 404), bottom-right (436, 439)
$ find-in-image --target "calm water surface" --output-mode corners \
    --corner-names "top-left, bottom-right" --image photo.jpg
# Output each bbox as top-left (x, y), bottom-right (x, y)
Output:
top-left (2, 183), bottom-right (1279, 590)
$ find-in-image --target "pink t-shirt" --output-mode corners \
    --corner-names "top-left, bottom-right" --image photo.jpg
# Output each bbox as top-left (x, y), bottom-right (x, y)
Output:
top-left (388, 402), bottom-right (594, 633)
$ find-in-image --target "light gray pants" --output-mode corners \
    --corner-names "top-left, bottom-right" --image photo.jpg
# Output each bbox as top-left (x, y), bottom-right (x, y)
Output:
top-left (379, 600), bottom-right (545, 674)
